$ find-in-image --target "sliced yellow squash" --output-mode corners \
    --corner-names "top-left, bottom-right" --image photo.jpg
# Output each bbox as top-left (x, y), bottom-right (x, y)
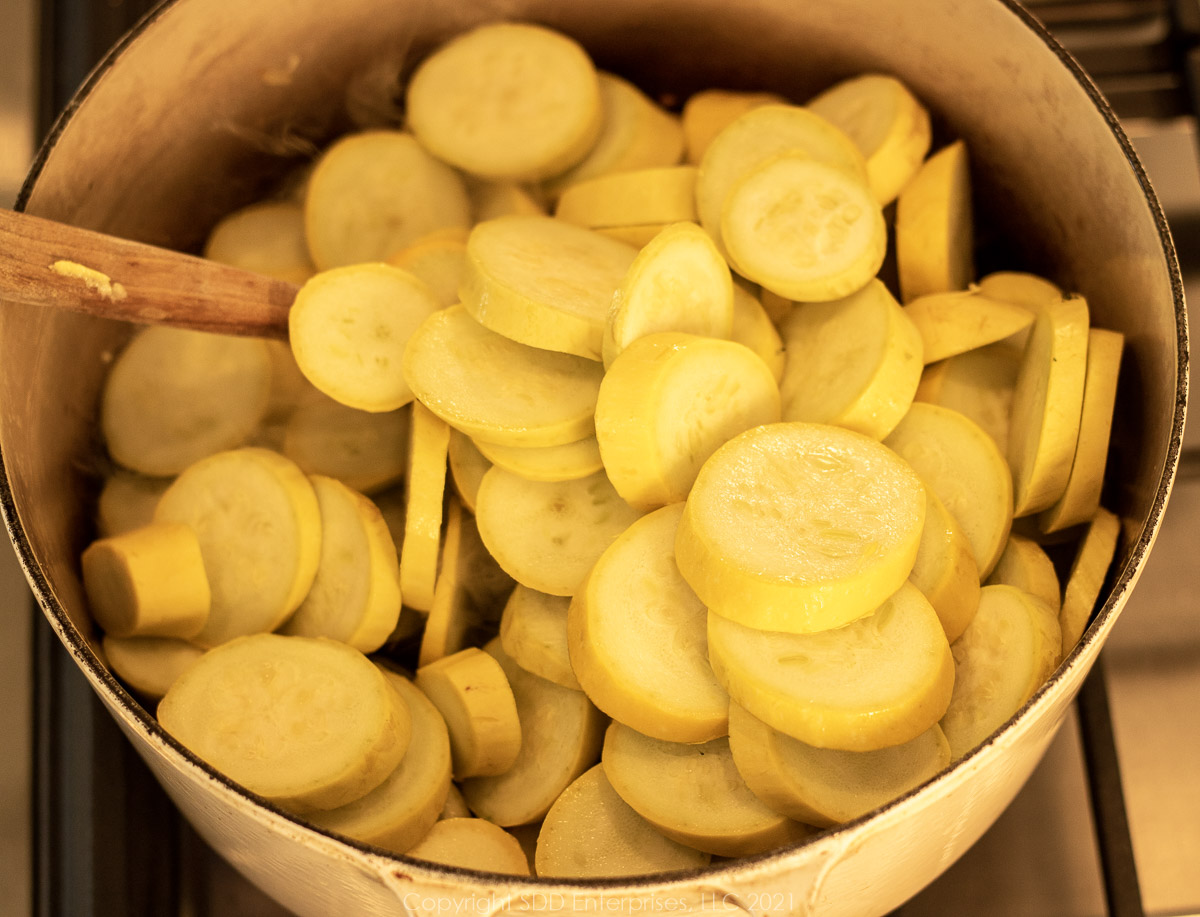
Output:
top-left (460, 215), bottom-right (638, 360)
top-left (536, 765), bottom-right (711, 878)
top-left (884, 402), bottom-right (1013, 579)
top-left (569, 504), bottom-right (730, 743)
top-left (474, 466), bottom-right (643, 597)
top-left (602, 722), bottom-right (810, 856)
top-left (707, 583), bottom-right (955, 752)
top-left (596, 332), bottom-right (781, 510)
top-left (404, 305), bottom-right (604, 449)
top-left (895, 139), bottom-right (973, 302)
top-left (676, 422), bottom-right (926, 633)
top-left (728, 703), bottom-right (950, 827)
top-left (778, 279), bottom-right (922, 440)
top-left (405, 22), bottom-right (602, 182)
top-left (940, 585), bottom-right (1061, 760)
top-left (158, 633), bottom-right (411, 812)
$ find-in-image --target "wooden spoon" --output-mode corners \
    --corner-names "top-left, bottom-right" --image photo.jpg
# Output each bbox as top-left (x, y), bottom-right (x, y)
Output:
top-left (0, 208), bottom-right (297, 341)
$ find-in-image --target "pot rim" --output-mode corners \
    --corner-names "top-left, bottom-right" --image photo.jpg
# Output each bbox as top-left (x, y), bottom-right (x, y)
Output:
top-left (1, 0), bottom-right (1188, 893)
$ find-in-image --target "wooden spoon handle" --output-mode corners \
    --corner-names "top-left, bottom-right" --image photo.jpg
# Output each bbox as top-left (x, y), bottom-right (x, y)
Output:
top-left (0, 208), bottom-right (296, 340)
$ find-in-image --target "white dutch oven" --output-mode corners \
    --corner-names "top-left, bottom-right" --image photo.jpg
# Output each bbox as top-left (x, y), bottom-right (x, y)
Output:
top-left (0, 0), bottom-right (1187, 915)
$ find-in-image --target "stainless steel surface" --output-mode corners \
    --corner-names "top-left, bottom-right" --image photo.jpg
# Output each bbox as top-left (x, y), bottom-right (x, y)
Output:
top-left (0, 3), bottom-right (1196, 915)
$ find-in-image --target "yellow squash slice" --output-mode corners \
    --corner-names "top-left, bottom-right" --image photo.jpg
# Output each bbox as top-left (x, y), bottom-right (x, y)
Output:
top-left (203, 199), bottom-right (315, 284)
top-left (721, 152), bottom-right (886, 303)
top-left (447, 429), bottom-right (491, 512)
top-left (601, 221), bottom-right (734, 368)
top-left (1059, 506), bottom-right (1121, 658)
top-left (289, 263), bottom-right (441, 413)
top-left (728, 703), bottom-right (950, 827)
top-left (467, 180), bottom-right (546, 222)
top-left (732, 283), bottom-right (786, 382)
top-left (405, 22), bottom-right (602, 182)
top-left (696, 103), bottom-right (868, 250)
top-left (82, 522), bottom-right (210, 640)
top-left (806, 73), bottom-right (932, 206)
top-left (281, 475), bottom-right (401, 654)
top-left (308, 671), bottom-right (451, 855)
top-left (895, 139), bottom-right (973, 302)
top-left (102, 326), bottom-right (272, 477)
top-left (596, 332), bottom-right (781, 510)
top-left (473, 435), bottom-right (604, 484)
top-left (914, 336), bottom-right (1024, 455)
top-left (399, 401), bottom-right (450, 613)
top-left (440, 783), bottom-right (472, 821)
top-left (682, 88), bottom-right (788, 164)
top-left (304, 129), bottom-right (470, 270)
top-left (904, 289), bottom-right (1035, 363)
top-left (908, 490), bottom-right (980, 644)
top-left (569, 504), bottom-right (730, 744)
top-left (939, 585), bottom-right (1062, 760)
top-left (676, 422), bottom-right (926, 634)
top-left (546, 71), bottom-right (684, 195)
top-left (977, 270), bottom-right (1063, 310)
top-left (460, 215), bottom-right (638, 360)
top-left (986, 534), bottom-right (1062, 614)
top-left (474, 466), bottom-right (643, 597)
top-left (158, 634), bottom-right (411, 812)
top-left (154, 448), bottom-right (321, 647)
top-left (602, 722), bottom-right (810, 857)
top-left (404, 305), bottom-right (605, 448)
top-left (386, 233), bottom-right (467, 308)
top-left (1038, 328), bottom-right (1124, 532)
top-left (95, 471), bottom-right (172, 537)
top-left (594, 223), bottom-right (672, 248)
top-left (281, 392), bottom-right (410, 495)
top-left (555, 166), bottom-right (699, 230)
top-left (707, 582), bottom-right (955, 752)
top-left (1008, 295), bottom-right (1090, 516)
top-left (419, 497), bottom-right (474, 667)
top-left (884, 402), bottom-right (1013, 579)
top-left (778, 279), bottom-right (923, 440)
top-left (405, 818), bottom-right (530, 876)
top-left (461, 639), bottom-right (606, 827)
top-left (414, 646), bottom-right (522, 780)
top-left (536, 765), bottom-right (711, 878)
top-left (101, 635), bottom-right (204, 700)
top-left (499, 585), bottom-right (580, 690)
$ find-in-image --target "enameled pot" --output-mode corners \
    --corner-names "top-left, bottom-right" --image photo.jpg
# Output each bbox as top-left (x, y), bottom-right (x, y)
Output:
top-left (0, 1), bottom-right (1187, 915)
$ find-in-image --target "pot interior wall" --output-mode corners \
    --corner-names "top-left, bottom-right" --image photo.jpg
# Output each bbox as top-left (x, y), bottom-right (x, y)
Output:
top-left (1, 0), bottom-right (1181, 698)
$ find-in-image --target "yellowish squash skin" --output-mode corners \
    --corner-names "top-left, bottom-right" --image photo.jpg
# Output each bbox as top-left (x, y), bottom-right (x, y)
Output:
top-left (414, 646), bottom-right (522, 780)
top-left (895, 139), bottom-right (974, 302)
top-left (602, 722), bottom-right (811, 856)
top-left (158, 634), bottom-right (411, 814)
top-left (568, 504), bottom-right (729, 744)
top-left (884, 402), bottom-right (1013, 580)
top-left (728, 703), bottom-right (950, 827)
top-left (405, 23), bottom-right (603, 182)
top-left (707, 583), bottom-right (955, 752)
top-left (676, 422), bottom-right (926, 634)
top-left (908, 490), bottom-right (981, 644)
top-left (779, 278), bottom-right (923, 440)
top-left (82, 521), bottom-right (210, 640)
top-left (1007, 295), bottom-right (1091, 517)
top-left (595, 332), bottom-right (781, 511)
top-left (460, 639), bottom-right (606, 828)
top-left (940, 585), bottom-right (1062, 761)
top-left (536, 765), bottom-right (711, 878)
top-left (1058, 507), bottom-right (1121, 659)
top-left (308, 672), bottom-right (451, 856)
